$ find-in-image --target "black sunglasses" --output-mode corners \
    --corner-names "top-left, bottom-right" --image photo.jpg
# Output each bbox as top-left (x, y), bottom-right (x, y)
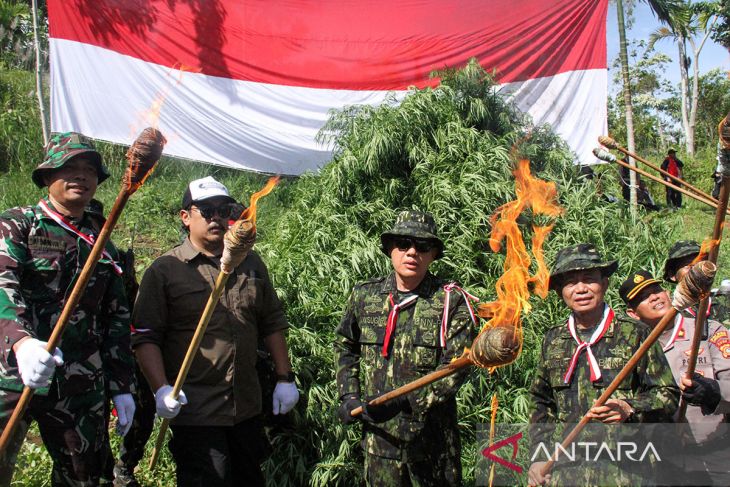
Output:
top-left (191, 204), bottom-right (237, 220)
top-left (392, 237), bottom-right (437, 253)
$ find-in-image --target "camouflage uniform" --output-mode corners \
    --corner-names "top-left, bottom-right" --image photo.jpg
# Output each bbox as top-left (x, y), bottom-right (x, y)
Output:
top-left (335, 211), bottom-right (476, 487)
top-left (0, 133), bottom-right (133, 486)
top-left (530, 244), bottom-right (679, 486)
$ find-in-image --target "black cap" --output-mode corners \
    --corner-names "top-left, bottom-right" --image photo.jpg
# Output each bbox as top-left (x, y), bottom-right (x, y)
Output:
top-left (619, 270), bottom-right (663, 307)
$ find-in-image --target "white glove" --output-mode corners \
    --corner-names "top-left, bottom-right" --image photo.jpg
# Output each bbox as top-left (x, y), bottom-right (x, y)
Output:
top-left (155, 384), bottom-right (188, 419)
top-left (15, 338), bottom-right (63, 389)
top-left (112, 393), bottom-right (136, 436)
top-left (272, 381), bottom-right (299, 415)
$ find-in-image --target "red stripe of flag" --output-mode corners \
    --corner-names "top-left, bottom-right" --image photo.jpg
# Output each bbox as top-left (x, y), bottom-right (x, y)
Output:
top-left (48, 0), bottom-right (607, 90)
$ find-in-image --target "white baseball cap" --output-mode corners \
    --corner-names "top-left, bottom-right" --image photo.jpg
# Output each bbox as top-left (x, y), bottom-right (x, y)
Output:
top-left (182, 176), bottom-right (235, 208)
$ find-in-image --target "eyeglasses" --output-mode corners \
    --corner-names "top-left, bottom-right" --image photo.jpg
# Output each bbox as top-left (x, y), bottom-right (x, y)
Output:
top-left (191, 204), bottom-right (237, 220)
top-left (392, 237), bottom-right (437, 253)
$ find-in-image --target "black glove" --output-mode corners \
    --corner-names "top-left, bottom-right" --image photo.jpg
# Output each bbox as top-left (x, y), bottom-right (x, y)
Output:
top-left (683, 373), bottom-right (721, 415)
top-left (362, 395), bottom-right (412, 424)
top-left (337, 396), bottom-right (364, 425)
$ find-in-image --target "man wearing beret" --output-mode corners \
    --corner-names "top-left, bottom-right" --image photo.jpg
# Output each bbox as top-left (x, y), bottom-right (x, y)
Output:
top-left (621, 270), bottom-right (730, 484)
top-left (335, 210), bottom-right (478, 486)
top-left (0, 133), bottom-right (136, 485)
top-left (527, 243), bottom-right (679, 486)
top-left (664, 240), bottom-right (730, 325)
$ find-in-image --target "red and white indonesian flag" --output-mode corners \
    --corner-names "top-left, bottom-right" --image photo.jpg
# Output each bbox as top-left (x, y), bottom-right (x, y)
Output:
top-left (48, 0), bottom-right (607, 175)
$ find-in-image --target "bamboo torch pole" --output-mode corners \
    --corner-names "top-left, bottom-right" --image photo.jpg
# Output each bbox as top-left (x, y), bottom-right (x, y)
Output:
top-left (148, 176), bottom-right (279, 470)
top-left (0, 128), bottom-right (166, 456)
top-left (592, 148), bottom-right (728, 215)
top-left (540, 260), bottom-right (717, 477)
top-left (676, 113), bottom-right (730, 421)
top-left (350, 324), bottom-right (521, 417)
top-left (599, 135), bottom-right (716, 204)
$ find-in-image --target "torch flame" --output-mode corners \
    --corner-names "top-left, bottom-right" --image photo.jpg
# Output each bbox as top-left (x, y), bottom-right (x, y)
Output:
top-left (477, 160), bottom-right (563, 337)
top-left (691, 238), bottom-right (720, 265)
top-left (241, 176), bottom-right (281, 227)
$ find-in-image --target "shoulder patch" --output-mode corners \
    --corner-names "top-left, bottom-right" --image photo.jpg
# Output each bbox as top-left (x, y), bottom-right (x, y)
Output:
top-left (709, 328), bottom-right (730, 358)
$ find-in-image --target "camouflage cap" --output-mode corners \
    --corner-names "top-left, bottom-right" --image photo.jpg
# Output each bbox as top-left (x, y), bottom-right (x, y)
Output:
top-left (32, 132), bottom-right (109, 188)
top-left (663, 240), bottom-right (700, 281)
top-left (619, 270), bottom-right (663, 307)
top-left (548, 243), bottom-right (618, 291)
top-left (380, 210), bottom-right (444, 259)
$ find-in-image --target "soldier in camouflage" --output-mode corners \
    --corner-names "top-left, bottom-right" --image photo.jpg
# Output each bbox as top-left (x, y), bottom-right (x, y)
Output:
top-left (527, 243), bottom-right (679, 486)
top-left (0, 133), bottom-right (135, 486)
top-left (664, 240), bottom-right (730, 326)
top-left (335, 210), bottom-right (477, 486)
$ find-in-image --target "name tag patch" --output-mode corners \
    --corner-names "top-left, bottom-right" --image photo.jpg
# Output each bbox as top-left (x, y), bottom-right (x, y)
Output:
top-left (28, 236), bottom-right (66, 252)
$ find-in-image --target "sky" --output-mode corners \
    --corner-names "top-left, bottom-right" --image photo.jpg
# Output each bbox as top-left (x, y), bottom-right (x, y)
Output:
top-left (606, 2), bottom-right (729, 92)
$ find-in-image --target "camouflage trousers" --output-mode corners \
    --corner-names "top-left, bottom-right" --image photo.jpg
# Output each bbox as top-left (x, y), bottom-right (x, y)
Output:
top-left (364, 450), bottom-right (461, 487)
top-left (0, 387), bottom-right (107, 487)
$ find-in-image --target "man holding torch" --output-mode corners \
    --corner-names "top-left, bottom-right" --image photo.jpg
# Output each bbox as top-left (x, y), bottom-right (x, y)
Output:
top-left (620, 269), bottom-right (730, 484)
top-left (335, 210), bottom-right (477, 486)
top-left (132, 176), bottom-right (299, 486)
top-left (0, 133), bottom-right (136, 485)
top-left (527, 243), bottom-right (678, 486)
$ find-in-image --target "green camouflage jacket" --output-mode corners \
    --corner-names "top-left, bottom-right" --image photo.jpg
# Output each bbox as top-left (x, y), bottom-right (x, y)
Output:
top-left (0, 198), bottom-right (134, 396)
top-left (529, 311), bottom-right (679, 447)
top-left (335, 272), bottom-right (476, 459)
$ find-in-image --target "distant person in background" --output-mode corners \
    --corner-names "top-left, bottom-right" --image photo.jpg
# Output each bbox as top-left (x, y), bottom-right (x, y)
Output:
top-left (661, 148), bottom-right (684, 208)
top-left (618, 159), bottom-right (659, 211)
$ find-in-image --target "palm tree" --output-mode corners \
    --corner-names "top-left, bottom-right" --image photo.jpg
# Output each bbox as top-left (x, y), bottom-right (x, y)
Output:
top-left (615, 0), bottom-right (679, 214)
top-left (649, 1), bottom-right (719, 157)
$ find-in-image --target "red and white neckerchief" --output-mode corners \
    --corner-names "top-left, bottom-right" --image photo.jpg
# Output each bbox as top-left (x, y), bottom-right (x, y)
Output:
top-left (441, 283), bottom-right (480, 349)
top-left (39, 199), bottom-right (123, 275)
top-left (563, 305), bottom-right (614, 384)
top-left (686, 297), bottom-right (712, 318)
top-left (662, 314), bottom-right (685, 352)
top-left (381, 293), bottom-right (419, 358)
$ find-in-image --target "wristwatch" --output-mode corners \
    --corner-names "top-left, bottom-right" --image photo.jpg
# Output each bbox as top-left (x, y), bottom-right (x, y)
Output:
top-left (276, 371), bottom-right (296, 382)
